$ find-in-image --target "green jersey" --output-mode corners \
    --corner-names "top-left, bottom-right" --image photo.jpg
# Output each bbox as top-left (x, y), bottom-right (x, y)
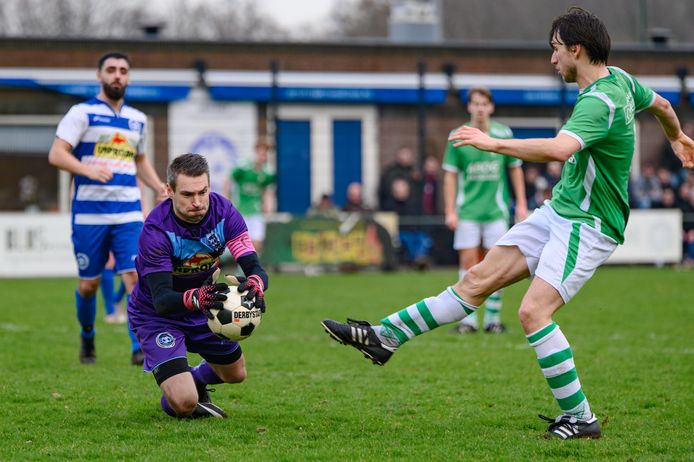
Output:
top-left (443, 120), bottom-right (521, 222)
top-left (231, 160), bottom-right (276, 216)
top-left (552, 66), bottom-right (655, 244)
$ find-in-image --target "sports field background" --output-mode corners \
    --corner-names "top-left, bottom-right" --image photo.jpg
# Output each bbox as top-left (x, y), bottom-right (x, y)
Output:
top-left (1, 267), bottom-right (692, 461)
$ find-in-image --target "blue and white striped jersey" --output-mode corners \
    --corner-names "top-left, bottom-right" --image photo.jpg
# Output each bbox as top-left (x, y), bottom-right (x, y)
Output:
top-left (56, 97), bottom-right (147, 225)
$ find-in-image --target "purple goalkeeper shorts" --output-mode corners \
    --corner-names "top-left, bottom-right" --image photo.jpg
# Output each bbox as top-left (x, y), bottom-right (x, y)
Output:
top-left (129, 310), bottom-right (240, 372)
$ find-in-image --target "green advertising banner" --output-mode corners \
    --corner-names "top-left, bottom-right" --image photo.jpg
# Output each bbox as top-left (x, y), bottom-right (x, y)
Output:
top-left (263, 216), bottom-right (395, 270)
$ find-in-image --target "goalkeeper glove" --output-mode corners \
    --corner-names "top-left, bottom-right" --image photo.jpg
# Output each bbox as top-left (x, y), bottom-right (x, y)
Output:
top-left (183, 283), bottom-right (228, 318)
top-left (225, 275), bottom-right (266, 312)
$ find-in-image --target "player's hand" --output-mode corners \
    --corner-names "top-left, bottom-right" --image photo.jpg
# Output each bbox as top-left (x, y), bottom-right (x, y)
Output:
top-left (448, 126), bottom-right (498, 151)
top-left (671, 133), bottom-right (694, 169)
top-left (225, 274), bottom-right (266, 312)
top-left (86, 165), bottom-right (113, 183)
top-left (444, 211), bottom-right (458, 231)
top-left (183, 283), bottom-right (228, 318)
top-left (514, 203), bottom-right (529, 223)
top-left (155, 183), bottom-right (168, 203)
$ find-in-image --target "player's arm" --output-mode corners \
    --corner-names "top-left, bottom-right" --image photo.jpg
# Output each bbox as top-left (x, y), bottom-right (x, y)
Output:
top-left (146, 271), bottom-right (227, 316)
top-left (508, 165), bottom-right (528, 221)
top-left (448, 127), bottom-right (580, 163)
top-left (443, 170), bottom-right (458, 231)
top-left (134, 154), bottom-right (168, 202)
top-left (48, 138), bottom-right (113, 182)
top-left (647, 94), bottom-right (694, 168)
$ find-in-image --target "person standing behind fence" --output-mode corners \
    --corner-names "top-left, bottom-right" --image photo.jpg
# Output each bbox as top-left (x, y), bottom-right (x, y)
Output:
top-left (48, 51), bottom-right (167, 365)
top-left (229, 141), bottom-right (276, 255)
top-left (443, 87), bottom-right (527, 334)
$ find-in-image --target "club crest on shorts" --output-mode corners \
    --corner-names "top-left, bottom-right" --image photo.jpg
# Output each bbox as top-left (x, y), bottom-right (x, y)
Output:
top-left (76, 253), bottom-right (90, 270)
top-left (156, 332), bottom-right (175, 348)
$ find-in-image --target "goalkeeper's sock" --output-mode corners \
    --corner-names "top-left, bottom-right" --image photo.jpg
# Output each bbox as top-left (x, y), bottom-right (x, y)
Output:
top-left (75, 290), bottom-right (96, 339)
top-left (483, 290), bottom-right (503, 327)
top-left (100, 269), bottom-right (115, 316)
top-left (160, 395), bottom-right (176, 417)
top-left (191, 360), bottom-right (223, 386)
top-left (373, 286), bottom-right (477, 347)
top-left (527, 322), bottom-right (592, 419)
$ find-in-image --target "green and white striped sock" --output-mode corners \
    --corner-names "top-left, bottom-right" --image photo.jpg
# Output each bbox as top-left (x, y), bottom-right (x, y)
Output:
top-left (527, 322), bottom-right (592, 419)
top-left (483, 290), bottom-right (503, 327)
top-left (374, 287), bottom-right (477, 347)
top-left (457, 269), bottom-right (477, 328)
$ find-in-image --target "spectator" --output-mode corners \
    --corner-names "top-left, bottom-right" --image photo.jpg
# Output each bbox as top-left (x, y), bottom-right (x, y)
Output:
top-left (307, 193), bottom-right (341, 219)
top-left (378, 146), bottom-right (421, 209)
top-left (382, 178), bottom-right (432, 269)
top-left (421, 155), bottom-right (440, 215)
top-left (342, 182), bottom-right (371, 213)
top-left (631, 163), bottom-right (662, 208)
top-left (545, 161), bottom-right (563, 188)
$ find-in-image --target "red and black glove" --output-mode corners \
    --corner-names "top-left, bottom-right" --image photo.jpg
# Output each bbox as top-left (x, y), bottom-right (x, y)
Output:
top-left (226, 275), bottom-right (266, 312)
top-left (183, 283), bottom-right (228, 318)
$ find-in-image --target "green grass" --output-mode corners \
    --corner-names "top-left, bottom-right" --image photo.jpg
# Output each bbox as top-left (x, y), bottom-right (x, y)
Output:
top-left (1, 267), bottom-right (693, 461)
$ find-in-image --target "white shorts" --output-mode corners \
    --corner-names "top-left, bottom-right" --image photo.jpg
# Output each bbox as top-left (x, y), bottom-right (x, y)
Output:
top-left (244, 215), bottom-right (266, 242)
top-left (496, 204), bottom-right (617, 303)
top-left (454, 219), bottom-right (508, 250)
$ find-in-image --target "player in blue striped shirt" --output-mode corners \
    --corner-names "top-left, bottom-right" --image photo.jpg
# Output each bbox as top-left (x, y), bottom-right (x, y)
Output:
top-left (49, 52), bottom-right (167, 365)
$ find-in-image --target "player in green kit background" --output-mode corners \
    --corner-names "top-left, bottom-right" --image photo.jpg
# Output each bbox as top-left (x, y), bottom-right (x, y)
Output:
top-left (443, 88), bottom-right (527, 334)
top-left (229, 141), bottom-right (276, 254)
top-left (322, 7), bottom-right (694, 439)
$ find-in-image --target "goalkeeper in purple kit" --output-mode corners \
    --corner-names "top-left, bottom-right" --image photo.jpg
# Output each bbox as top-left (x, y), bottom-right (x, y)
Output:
top-left (128, 153), bottom-right (268, 418)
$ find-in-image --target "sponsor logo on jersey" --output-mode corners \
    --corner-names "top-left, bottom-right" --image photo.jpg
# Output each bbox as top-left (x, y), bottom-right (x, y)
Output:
top-left (93, 115), bottom-right (112, 124)
top-left (94, 131), bottom-right (137, 160)
top-left (173, 252), bottom-right (220, 274)
top-left (467, 160), bottom-right (501, 181)
top-left (156, 332), bottom-right (175, 348)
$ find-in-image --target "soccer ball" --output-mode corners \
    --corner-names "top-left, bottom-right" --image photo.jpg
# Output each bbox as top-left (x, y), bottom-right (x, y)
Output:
top-left (207, 288), bottom-right (262, 341)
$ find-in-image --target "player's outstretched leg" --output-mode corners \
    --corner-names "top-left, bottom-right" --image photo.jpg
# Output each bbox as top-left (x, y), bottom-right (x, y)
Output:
top-left (322, 286), bottom-right (478, 365)
top-left (528, 322), bottom-right (600, 439)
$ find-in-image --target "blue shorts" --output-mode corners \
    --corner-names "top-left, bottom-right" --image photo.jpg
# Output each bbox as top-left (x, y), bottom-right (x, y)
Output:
top-left (72, 221), bottom-right (142, 278)
top-left (128, 309), bottom-right (240, 372)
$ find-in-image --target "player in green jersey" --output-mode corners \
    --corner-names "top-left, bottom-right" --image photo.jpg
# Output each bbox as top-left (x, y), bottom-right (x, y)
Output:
top-left (443, 87), bottom-right (527, 334)
top-left (321, 7), bottom-right (694, 439)
top-left (229, 141), bottom-right (276, 254)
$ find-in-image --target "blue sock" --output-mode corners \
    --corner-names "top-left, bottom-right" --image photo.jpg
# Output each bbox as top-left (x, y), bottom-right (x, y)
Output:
top-left (160, 395), bottom-right (176, 417)
top-left (191, 360), bottom-right (223, 386)
top-left (114, 280), bottom-right (126, 305)
top-left (75, 289), bottom-right (96, 339)
top-left (125, 294), bottom-right (141, 353)
top-left (101, 269), bottom-right (115, 316)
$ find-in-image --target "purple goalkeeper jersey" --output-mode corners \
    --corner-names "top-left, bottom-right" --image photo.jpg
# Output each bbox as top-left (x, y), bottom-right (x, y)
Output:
top-left (128, 192), bottom-right (248, 321)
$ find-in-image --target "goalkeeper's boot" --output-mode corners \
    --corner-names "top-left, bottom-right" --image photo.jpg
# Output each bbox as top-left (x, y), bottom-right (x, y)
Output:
top-left (321, 319), bottom-right (396, 366)
top-left (79, 336), bottom-right (96, 364)
top-left (195, 383), bottom-right (228, 419)
top-left (539, 413), bottom-right (601, 439)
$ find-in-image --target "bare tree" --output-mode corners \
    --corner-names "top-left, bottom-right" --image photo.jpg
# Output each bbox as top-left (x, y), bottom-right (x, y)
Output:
top-left (329, 0), bottom-right (390, 39)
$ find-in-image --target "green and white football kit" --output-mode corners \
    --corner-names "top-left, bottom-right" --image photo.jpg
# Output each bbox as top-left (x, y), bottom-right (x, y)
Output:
top-left (231, 160), bottom-right (276, 241)
top-left (363, 67), bottom-right (654, 421)
top-left (444, 121), bottom-right (521, 329)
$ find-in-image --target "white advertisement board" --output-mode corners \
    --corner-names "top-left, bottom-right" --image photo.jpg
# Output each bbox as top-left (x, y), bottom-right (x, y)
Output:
top-left (607, 209), bottom-right (682, 264)
top-left (0, 213), bottom-right (76, 278)
top-left (168, 89), bottom-right (257, 196)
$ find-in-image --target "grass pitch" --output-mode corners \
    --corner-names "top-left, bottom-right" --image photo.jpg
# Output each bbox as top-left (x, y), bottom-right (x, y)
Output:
top-left (1, 267), bottom-right (692, 461)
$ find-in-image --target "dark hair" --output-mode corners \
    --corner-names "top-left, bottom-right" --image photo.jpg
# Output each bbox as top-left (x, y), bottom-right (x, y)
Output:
top-left (467, 87), bottom-right (493, 104)
top-left (549, 7), bottom-right (610, 65)
top-left (97, 51), bottom-right (131, 70)
top-left (167, 153), bottom-right (209, 190)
